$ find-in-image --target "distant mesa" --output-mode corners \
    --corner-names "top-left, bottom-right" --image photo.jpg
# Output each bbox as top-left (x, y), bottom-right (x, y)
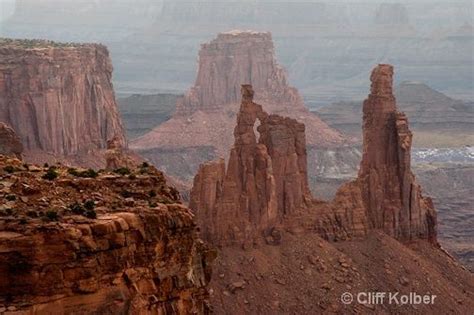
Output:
top-left (131, 30), bottom-right (348, 185)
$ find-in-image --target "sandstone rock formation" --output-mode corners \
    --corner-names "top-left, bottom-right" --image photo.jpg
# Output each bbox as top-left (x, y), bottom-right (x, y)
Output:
top-left (191, 66), bottom-right (437, 247)
top-left (131, 31), bottom-right (346, 185)
top-left (0, 156), bottom-right (214, 314)
top-left (328, 64), bottom-right (437, 243)
top-left (0, 38), bottom-right (126, 168)
top-left (0, 122), bottom-right (22, 159)
top-left (105, 135), bottom-right (136, 170)
top-left (190, 85), bottom-right (311, 246)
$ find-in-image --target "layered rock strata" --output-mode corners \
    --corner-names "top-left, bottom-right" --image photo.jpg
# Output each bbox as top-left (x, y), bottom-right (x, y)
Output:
top-left (190, 85), bottom-right (311, 246)
top-left (191, 65), bottom-right (437, 248)
top-left (131, 31), bottom-right (346, 183)
top-left (0, 156), bottom-right (214, 314)
top-left (0, 38), bottom-right (126, 167)
top-left (327, 64), bottom-right (437, 243)
top-left (0, 122), bottom-right (22, 159)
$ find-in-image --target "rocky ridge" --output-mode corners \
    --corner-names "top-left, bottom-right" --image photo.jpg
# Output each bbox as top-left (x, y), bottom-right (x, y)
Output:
top-left (0, 38), bottom-right (126, 168)
top-left (0, 156), bottom-right (214, 314)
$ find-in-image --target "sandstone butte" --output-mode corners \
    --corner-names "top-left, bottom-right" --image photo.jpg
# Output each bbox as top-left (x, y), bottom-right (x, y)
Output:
top-left (190, 66), bottom-right (473, 314)
top-left (0, 152), bottom-right (215, 314)
top-left (0, 38), bottom-right (126, 168)
top-left (131, 31), bottom-right (348, 183)
top-left (191, 65), bottom-right (436, 246)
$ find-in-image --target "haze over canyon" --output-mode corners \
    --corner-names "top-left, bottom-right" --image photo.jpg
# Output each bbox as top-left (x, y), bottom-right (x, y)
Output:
top-left (0, 1), bottom-right (472, 314)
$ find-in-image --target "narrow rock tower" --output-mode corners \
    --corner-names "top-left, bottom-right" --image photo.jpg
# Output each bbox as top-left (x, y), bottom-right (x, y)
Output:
top-left (331, 64), bottom-right (437, 243)
top-left (190, 85), bottom-right (312, 246)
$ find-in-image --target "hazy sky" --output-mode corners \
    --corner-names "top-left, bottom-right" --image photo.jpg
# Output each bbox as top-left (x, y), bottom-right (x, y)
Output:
top-left (0, 0), bottom-right (15, 21)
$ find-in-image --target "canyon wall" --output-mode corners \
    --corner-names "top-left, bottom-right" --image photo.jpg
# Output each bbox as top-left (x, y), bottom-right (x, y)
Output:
top-left (189, 85), bottom-right (311, 246)
top-left (132, 31), bottom-right (349, 187)
top-left (0, 38), bottom-right (126, 167)
top-left (0, 156), bottom-right (213, 314)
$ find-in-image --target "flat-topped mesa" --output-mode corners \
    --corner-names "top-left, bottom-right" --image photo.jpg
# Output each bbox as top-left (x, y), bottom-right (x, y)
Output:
top-left (0, 38), bottom-right (126, 167)
top-left (175, 31), bottom-right (300, 116)
top-left (329, 64), bottom-right (437, 243)
top-left (190, 85), bottom-right (311, 246)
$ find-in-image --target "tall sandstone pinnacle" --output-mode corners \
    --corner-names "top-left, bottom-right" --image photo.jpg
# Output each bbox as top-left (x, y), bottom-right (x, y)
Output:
top-left (330, 64), bottom-right (437, 243)
top-left (131, 31), bottom-right (345, 182)
top-left (0, 39), bottom-right (126, 167)
top-left (190, 85), bottom-right (312, 246)
top-left (191, 66), bottom-right (437, 247)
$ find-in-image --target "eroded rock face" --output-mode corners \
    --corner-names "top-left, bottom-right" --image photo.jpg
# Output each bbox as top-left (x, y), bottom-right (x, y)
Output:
top-left (0, 156), bottom-right (213, 314)
top-left (132, 31), bottom-right (345, 183)
top-left (0, 38), bottom-right (126, 167)
top-left (0, 122), bottom-right (23, 159)
top-left (190, 85), bottom-right (311, 246)
top-left (328, 64), bottom-right (437, 243)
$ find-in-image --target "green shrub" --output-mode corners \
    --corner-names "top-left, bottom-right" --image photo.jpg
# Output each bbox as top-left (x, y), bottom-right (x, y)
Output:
top-left (120, 190), bottom-right (133, 198)
top-left (69, 202), bottom-right (85, 215)
top-left (114, 167), bottom-right (131, 176)
top-left (84, 210), bottom-right (97, 219)
top-left (67, 168), bottom-right (79, 176)
top-left (45, 210), bottom-right (58, 221)
top-left (42, 167), bottom-right (58, 181)
top-left (5, 194), bottom-right (16, 201)
top-left (141, 162), bottom-right (150, 168)
top-left (148, 190), bottom-right (157, 198)
top-left (84, 200), bottom-right (95, 211)
top-left (128, 174), bottom-right (137, 180)
top-left (3, 165), bottom-right (16, 173)
top-left (76, 169), bottom-right (99, 178)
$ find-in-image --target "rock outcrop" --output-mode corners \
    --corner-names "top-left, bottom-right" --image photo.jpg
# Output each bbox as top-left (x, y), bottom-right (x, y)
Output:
top-left (0, 156), bottom-right (214, 314)
top-left (131, 31), bottom-right (346, 185)
top-left (190, 85), bottom-right (311, 246)
top-left (0, 122), bottom-right (22, 159)
top-left (328, 64), bottom-right (437, 243)
top-left (0, 38), bottom-right (126, 167)
top-left (105, 135), bottom-right (136, 170)
top-left (191, 67), bottom-right (437, 246)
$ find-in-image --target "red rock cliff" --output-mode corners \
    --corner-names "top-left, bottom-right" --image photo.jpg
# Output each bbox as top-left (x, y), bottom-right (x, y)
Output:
top-left (190, 85), bottom-right (311, 246)
top-left (329, 64), bottom-right (437, 243)
top-left (0, 38), bottom-right (126, 167)
top-left (131, 31), bottom-right (345, 183)
top-left (0, 156), bottom-right (214, 314)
